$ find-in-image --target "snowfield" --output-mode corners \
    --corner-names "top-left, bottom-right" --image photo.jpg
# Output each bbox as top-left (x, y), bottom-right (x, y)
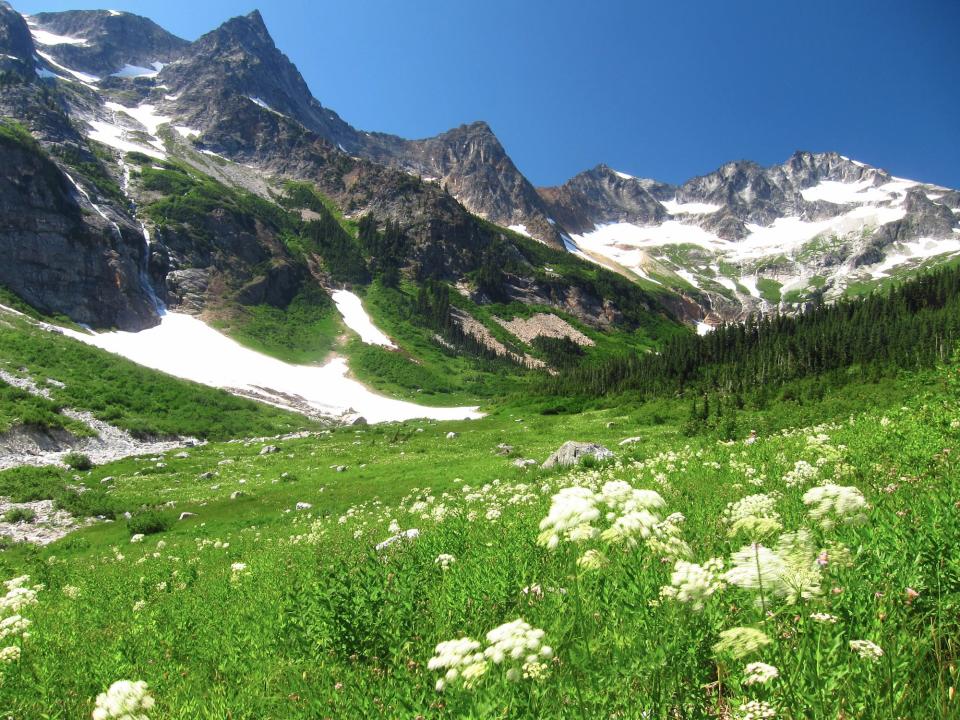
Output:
top-left (332, 290), bottom-right (396, 348)
top-left (60, 313), bottom-right (480, 424)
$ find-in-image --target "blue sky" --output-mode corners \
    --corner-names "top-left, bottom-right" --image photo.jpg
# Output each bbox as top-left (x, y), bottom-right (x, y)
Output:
top-left (15, 0), bottom-right (960, 188)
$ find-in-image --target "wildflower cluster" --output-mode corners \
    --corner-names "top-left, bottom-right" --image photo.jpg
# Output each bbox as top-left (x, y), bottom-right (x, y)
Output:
top-left (743, 662), bottom-right (779, 685)
top-left (0, 575), bottom-right (39, 664)
top-left (738, 699), bottom-right (776, 720)
top-left (429, 618), bottom-right (552, 691)
top-left (723, 493), bottom-right (782, 538)
top-left (713, 627), bottom-right (772, 659)
top-left (725, 531), bottom-right (822, 604)
top-left (538, 481), bottom-right (684, 565)
top-left (660, 558), bottom-right (725, 610)
top-left (92, 679), bottom-right (155, 720)
top-left (802, 484), bottom-right (869, 529)
top-left (849, 639), bottom-right (884, 662)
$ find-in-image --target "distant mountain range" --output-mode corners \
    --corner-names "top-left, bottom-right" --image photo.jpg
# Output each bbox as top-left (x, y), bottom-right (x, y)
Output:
top-left (1, 2), bottom-right (957, 337)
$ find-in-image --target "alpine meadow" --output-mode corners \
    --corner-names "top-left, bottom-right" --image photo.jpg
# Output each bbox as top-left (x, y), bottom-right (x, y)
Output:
top-left (0, 1), bottom-right (958, 719)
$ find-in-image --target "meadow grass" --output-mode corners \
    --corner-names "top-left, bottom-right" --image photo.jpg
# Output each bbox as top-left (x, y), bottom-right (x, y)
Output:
top-left (0, 365), bottom-right (955, 718)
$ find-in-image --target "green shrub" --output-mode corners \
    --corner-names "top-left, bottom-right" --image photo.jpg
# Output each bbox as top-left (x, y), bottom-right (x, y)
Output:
top-left (63, 452), bottom-right (93, 471)
top-left (2, 508), bottom-right (35, 523)
top-left (127, 509), bottom-right (173, 536)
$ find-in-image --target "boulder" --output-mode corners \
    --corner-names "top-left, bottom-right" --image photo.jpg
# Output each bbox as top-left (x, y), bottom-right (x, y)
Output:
top-left (542, 441), bottom-right (613, 469)
top-left (259, 445), bottom-right (279, 455)
top-left (496, 443), bottom-right (514, 456)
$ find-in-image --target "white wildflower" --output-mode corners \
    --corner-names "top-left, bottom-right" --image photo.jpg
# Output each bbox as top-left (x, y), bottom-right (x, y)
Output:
top-left (62, 585), bottom-right (81, 599)
top-left (660, 558), bottom-right (724, 610)
top-left (434, 554), bottom-right (456, 571)
top-left (92, 679), bottom-right (155, 720)
top-left (129, 534), bottom-right (145, 544)
top-left (739, 699), bottom-right (776, 720)
top-left (723, 494), bottom-right (781, 538)
top-left (0, 586), bottom-right (38, 614)
top-left (849, 639), bottom-right (883, 662)
top-left (537, 487), bottom-right (600, 549)
top-left (0, 615), bottom-right (30, 641)
top-left (725, 532), bottom-right (821, 604)
top-left (783, 460), bottom-right (818, 488)
top-left (428, 636), bottom-right (487, 691)
top-left (484, 619), bottom-right (552, 682)
top-left (0, 645), bottom-right (20, 663)
top-left (3, 576), bottom-right (29, 591)
top-left (743, 661), bottom-right (779, 685)
top-left (576, 549), bottom-right (608, 571)
top-left (809, 612), bottom-right (838, 624)
top-left (713, 627), bottom-right (771, 659)
top-left (803, 484), bottom-right (869, 530)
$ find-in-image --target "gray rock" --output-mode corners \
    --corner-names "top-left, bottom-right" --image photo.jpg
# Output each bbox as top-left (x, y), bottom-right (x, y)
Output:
top-left (496, 443), bottom-right (514, 456)
top-left (512, 458), bottom-right (538, 468)
top-left (178, 511), bottom-right (196, 521)
top-left (259, 445), bottom-right (279, 455)
top-left (542, 441), bottom-right (614, 469)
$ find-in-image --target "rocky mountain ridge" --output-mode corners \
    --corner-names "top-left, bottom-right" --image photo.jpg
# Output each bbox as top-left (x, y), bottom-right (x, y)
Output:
top-left (2, 2), bottom-right (958, 336)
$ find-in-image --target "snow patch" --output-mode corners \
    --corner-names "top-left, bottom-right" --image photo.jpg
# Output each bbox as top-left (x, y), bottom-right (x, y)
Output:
top-left (86, 119), bottom-right (165, 160)
top-left (613, 170), bottom-right (634, 180)
top-left (29, 27), bottom-right (88, 46)
top-left (246, 96), bottom-right (287, 117)
top-left (869, 237), bottom-right (960, 278)
top-left (332, 290), bottom-right (396, 348)
top-left (696, 322), bottom-right (714, 336)
top-left (35, 51), bottom-right (99, 83)
top-left (508, 224), bottom-right (532, 238)
top-left (104, 102), bottom-right (170, 136)
top-left (174, 126), bottom-right (200, 139)
top-left (111, 61), bottom-right (164, 79)
top-left (58, 313), bottom-right (479, 423)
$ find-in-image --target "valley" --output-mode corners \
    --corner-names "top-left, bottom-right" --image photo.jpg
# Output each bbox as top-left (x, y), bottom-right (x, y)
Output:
top-left (0, 1), bottom-right (957, 718)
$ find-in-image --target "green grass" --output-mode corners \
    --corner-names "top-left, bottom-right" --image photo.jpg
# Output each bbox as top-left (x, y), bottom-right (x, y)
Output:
top-left (211, 284), bottom-right (343, 364)
top-left (0, 364), bottom-right (954, 718)
top-left (0, 378), bottom-right (92, 436)
top-left (756, 277), bottom-right (783, 303)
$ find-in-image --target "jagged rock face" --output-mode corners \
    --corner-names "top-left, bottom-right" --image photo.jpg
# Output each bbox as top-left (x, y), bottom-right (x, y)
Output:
top-left (538, 164), bottom-right (672, 234)
top-left (158, 11), bottom-right (357, 150)
top-left (26, 9), bottom-right (188, 77)
top-left (0, 133), bottom-right (157, 330)
top-left (0, 1), bottom-right (32, 61)
top-left (359, 122), bottom-right (563, 248)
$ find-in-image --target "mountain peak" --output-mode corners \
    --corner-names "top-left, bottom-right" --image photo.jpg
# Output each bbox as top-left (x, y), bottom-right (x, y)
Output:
top-left (204, 8), bottom-right (275, 51)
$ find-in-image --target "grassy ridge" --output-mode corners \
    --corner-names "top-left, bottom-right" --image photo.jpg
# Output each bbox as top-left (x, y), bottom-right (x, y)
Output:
top-left (0, 314), bottom-right (314, 440)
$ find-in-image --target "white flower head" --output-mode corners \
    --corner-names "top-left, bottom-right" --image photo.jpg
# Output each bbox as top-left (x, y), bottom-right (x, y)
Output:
top-left (723, 494), bottom-right (782, 538)
top-left (803, 484), bottom-right (869, 530)
top-left (849, 639), bottom-right (883, 662)
top-left (91, 679), bottom-right (155, 720)
top-left (660, 558), bottom-right (724, 611)
top-left (738, 699), bottom-right (776, 720)
top-left (713, 627), bottom-right (771, 659)
top-left (743, 661), bottom-right (779, 685)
